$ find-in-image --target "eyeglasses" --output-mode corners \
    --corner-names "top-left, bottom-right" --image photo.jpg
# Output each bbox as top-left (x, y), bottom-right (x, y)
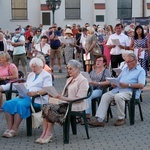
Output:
top-left (37, 31), bottom-right (41, 32)
top-left (126, 59), bottom-right (135, 64)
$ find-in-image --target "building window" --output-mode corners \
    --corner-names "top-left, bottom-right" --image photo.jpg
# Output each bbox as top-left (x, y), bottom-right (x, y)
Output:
top-left (65, 0), bottom-right (80, 19)
top-left (42, 12), bottom-right (51, 25)
top-left (11, 0), bottom-right (27, 20)
top-left (117, 0), bottom-right (132, 19)
top-left (96, 15), bottom-right (104, 22)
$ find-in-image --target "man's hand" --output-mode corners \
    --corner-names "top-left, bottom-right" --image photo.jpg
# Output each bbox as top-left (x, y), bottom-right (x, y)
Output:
top-left (119, 82), bottom-right (128, 88)
top-left (118, 45), bottom-right (125, 49)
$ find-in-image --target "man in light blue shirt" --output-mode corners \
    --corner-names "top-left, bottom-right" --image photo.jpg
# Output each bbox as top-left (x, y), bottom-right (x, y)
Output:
top-left (89, 53), bottom-right (145, 127)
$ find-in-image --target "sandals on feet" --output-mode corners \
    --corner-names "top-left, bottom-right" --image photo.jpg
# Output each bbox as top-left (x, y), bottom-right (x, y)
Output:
top-left (2, 129), bottom-right (10, 137)
top-left (5, 130), bottom-right (18, 138)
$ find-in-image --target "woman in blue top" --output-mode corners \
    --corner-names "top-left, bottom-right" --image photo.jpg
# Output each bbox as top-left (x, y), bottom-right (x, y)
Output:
top-left (2, 57), bottom-right (52, 138)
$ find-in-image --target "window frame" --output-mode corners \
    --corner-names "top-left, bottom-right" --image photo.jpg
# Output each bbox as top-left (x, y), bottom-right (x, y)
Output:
top-left (65, 0), bottom-right (81, 19)
top-left (11, 0), bottom-right (27, 20)
top-left (117, 0), bottom-right (132, 19)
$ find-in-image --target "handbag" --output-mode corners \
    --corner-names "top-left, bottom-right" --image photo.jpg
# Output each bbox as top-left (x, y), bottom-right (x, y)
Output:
top-left (31, 95), bottom-right (43, 129)
top-left (92, 44), bottom-right (102, 56)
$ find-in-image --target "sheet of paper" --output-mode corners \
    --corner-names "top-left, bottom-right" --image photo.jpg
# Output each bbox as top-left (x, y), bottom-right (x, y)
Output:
top-left (13, 83), bottom-right (29, 97)
top-left (81, 71), bottom-right (92, 82)
top-left (111, 39), bottom-right (120, 46)
top-left (106, 77), bottom-right (119, 86)
top-left (134, 48), bottom-right (145, 59)
top-left (43, 86), bottom-right (59, 97)
top-left (83, 53), bottom-right (90, 60)
top-left (113, 68), bottom-right (122, 74)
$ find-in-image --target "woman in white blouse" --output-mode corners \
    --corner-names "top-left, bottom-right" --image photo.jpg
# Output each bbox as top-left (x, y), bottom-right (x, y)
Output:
top-left (2, 58), bottom-right (52, 138)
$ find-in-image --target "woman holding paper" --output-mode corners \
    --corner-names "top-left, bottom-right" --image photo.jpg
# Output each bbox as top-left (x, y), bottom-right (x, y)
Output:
top-left (35, 59), bottom-right (89, 144)
top-left (63, 28), bottom-right (76, 64)
top-left (84, 55), bottom-right (111, 123)
top-left (130, 25), bottom-right (149, 76)
top-left (2, 58), bottom-right (52, 138)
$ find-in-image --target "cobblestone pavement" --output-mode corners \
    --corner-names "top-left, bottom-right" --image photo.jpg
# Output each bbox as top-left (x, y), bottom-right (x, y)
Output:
top-left (0, 61), bottom-right (150, 150)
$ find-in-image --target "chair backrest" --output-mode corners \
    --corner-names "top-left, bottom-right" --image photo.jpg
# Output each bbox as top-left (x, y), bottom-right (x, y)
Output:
top-left (18, 70), bottom-right (24, 79)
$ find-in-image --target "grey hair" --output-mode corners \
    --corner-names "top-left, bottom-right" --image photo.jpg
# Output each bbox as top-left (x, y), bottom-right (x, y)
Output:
top-left (126, 53), bottom-right (137, 60)
top-left (36, 53), bottom-right (46, 63)
top-left (67, 59), bottom-right (81, 69)
top-left (29, 57), bottom-right (43, 68)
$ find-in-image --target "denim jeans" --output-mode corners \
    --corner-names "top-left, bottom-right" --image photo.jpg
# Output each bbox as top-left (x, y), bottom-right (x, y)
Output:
top-left (86, 89), bottom-right (102, 115)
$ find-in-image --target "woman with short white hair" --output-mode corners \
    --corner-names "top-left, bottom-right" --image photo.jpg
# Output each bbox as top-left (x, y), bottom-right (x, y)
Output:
top-left (35, 59), bottom-right (89, 144)
top-left (2, 57), bottom-right (52, 138)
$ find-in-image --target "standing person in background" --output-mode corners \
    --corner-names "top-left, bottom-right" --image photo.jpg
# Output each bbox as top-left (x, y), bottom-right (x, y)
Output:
top-left (49, 23), bottom-right (62, 73)
top-left (35, 35), bottom-right (51, 66)
top-left (80, 27), bottom-right (88, 71)
top-left (32, 28), bottom-right (42, 49)
top-left (0, 32), bottom-right (7, 52)
top-left (106, 23), bottom-right (130, 77)
top-left (39, 24), bottom-right (46, 36)
top-left (97, 28), bottom-right (105, 54)
top-left (4, 29), bottom-right (13, 59)
top-left (11, 28), bottom-right (27, 77)
top-left (130, 25), bottom-right (149, 76)
top-left (63, 29), bottom-right (76, 65)
top-left (75, 28), bottom-right (82, 61)
top-left (84, 26), bottom-right (97, 73)
top-left (72, 23), bottom-right (78, 37)
top-left (25, 25), bottom-right (33, 59)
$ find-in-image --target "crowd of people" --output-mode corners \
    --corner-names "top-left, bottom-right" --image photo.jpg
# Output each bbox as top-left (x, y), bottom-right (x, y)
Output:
top-left (0, 22), bottom-right (149, 144)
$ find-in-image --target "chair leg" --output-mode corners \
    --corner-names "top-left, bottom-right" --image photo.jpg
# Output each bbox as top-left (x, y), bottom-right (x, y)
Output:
top-left (92, 99), bottom-right (97, 116)
top-left (107, 104), bottom-right (113, 122)
top-left (138, 103), bottom-right (143, 121)
top-left (70, 116), bottom-right (77, 135)
top-left (63, 115), bottom-right (70, 144)
top-left (26, 116), bottom-right (32, 136)
top-left (82, 112), bottom-right (90, 139)
top-left (129, 100), bottom-right (135, 125)
top-left (140, 94), bottom-right (143, 102)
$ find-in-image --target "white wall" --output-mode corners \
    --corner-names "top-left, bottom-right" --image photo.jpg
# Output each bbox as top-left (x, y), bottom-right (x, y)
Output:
top-left (0, 0), bottom-right (41, 32)
top-left (43, 0), bottom-right (94, 29)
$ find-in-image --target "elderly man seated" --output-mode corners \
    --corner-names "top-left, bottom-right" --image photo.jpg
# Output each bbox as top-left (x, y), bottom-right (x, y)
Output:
top-left (89, 53), bottom-right (145, 127)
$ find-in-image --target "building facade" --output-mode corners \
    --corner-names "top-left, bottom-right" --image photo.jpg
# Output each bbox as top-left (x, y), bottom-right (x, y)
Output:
top-left (1, 0), bottom-right (150, 32)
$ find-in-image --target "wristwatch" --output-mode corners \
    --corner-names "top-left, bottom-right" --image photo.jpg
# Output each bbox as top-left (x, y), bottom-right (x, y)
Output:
top-left (128, 84), bottom-right (131, 88)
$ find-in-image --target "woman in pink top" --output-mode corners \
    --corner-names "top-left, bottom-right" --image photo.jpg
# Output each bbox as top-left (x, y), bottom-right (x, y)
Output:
top-left (0, 52), bottom-right (18, 109)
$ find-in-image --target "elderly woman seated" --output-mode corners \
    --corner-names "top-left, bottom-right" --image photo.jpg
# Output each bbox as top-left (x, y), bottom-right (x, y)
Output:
top-left (2, 57), bottom-right (52, 138)
top-left (35, 59), bottom-right (89, 144)
top-left (0, 52), bottom-right (18, 110)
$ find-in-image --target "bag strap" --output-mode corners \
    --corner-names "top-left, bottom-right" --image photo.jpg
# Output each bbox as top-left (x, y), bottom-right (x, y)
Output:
top-left (99, 68), bottom-right (106, 82)
top-left (31, 95), bottom-right (43, 113)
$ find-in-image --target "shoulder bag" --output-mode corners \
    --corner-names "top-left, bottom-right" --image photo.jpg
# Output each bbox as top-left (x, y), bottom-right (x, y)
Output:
top-left (31, 95), bottom-right (43, 129)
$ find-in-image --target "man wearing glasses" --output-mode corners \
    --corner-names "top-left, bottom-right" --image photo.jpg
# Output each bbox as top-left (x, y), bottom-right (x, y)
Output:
top-left (49, 23), bottom-right (62, 73)
top-left (89, 53), bottom-right (145, 127)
